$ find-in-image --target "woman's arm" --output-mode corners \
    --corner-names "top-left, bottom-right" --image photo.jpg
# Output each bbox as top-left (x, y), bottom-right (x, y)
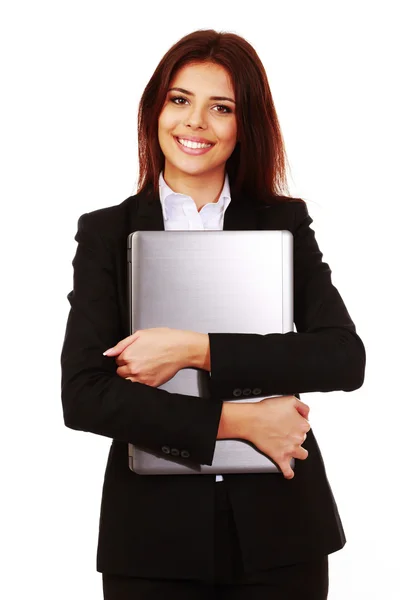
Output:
top-left (60, 213), bottom-right (223, 465)
top-left (205, 201), bottom-right (366, 400)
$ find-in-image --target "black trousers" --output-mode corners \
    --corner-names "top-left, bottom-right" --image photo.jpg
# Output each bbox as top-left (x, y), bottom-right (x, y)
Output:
top-left (102, 479), bottom-right (329, 599)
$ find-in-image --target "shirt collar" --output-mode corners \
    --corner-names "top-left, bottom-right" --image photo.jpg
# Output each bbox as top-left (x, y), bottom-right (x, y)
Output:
top-left (158, 171), bottom-right (231, 221)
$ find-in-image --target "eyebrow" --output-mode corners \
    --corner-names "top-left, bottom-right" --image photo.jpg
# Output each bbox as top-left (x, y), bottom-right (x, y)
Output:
top-left (168, 87), bottom-right (236, 104)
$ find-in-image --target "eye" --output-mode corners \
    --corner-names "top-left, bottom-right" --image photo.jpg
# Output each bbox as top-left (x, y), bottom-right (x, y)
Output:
top-left (170, 96), bottom-right (188, 106)
top-left (169, 96), bottom-right (232, 114)
top-left (214, 105), bottom-right (232, 114)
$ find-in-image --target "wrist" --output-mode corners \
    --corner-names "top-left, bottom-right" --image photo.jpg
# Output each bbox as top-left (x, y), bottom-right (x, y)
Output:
top-left (217, 402), bottom-right (256, 440)
top-left (185, 331), bottom-right (210, 371)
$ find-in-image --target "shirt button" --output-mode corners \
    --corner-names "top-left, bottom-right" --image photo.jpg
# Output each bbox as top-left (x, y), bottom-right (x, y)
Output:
top-left (181, 450), bottom-right (190, 458)
top-left (252, 388), bottom-right (262, 395)
top-left (243, 388), bottom-right (252, 395)
top-left (161, 445), bottom-right (170, 455)
top-left (233, 388), bottom-right (242, 397)
top-left (170, 448), bottom-right (180, 456)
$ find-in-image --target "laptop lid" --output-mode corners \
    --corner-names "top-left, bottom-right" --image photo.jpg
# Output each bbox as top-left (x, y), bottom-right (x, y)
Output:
top-left (127, 230), bottom-right (294, 475)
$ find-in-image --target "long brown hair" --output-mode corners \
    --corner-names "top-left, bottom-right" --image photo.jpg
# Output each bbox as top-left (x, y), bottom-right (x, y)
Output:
top-left (137, 29), bottom-right (299, 205)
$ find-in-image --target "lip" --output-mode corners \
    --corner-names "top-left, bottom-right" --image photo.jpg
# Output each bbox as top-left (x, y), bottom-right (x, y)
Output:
top-left (173, 136), bottom-right (214, 156)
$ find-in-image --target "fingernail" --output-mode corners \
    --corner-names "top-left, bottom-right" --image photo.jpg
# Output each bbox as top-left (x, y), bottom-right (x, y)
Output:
top-left (103, 348), bottom-right (114, 356)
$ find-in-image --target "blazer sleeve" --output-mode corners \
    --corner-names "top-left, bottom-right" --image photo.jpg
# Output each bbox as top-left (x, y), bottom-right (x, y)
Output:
top-left (60, 212), bottom-right (223, 465)
top-left (207, 201), bottom-right (366, 399)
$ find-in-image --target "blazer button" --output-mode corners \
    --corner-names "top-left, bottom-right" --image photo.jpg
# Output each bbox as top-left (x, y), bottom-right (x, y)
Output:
top-left (233, 388), bottom-right (242, 397)
top-left (181, 450), bottom-right (190, 458)
top-left (161, 445), bottom-right (170, 454)
top-left (243, 388), bottom-right (252, 396)
top-left (252, 388), bottom-right (262, 395)
top-left (170, 448), bottom-right (180, 456)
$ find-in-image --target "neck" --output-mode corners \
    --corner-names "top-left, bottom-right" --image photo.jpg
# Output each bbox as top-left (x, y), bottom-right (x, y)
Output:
top-left (163, 165), bottom-right (226, 212)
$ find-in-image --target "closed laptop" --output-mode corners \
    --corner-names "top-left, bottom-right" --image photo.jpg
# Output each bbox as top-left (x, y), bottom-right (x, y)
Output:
top-left (127, 230), bottom-right (294, 475)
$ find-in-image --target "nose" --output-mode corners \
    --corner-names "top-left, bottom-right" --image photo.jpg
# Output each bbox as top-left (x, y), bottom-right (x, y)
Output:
top-left (183, 105), bottom-right (207, 129)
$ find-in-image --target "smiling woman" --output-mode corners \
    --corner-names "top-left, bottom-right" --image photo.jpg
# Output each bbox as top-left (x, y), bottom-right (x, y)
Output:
top-left (136, 29), bottom-right (291, 210)
top-left (61, 27), bottom-right (365, 600)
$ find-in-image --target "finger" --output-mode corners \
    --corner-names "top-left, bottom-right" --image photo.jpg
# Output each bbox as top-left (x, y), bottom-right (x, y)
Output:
top-left (116, 365), bottom-right (133, 379)
top-left (294, 397), bottom-right (310, 411)
top-left (115, 356), bottom-right (127, 366)
top-left (280, 462), bottom-right (295, 480)
top-left (295, 401), bottom-right (310, 420)
top-left (293, 446), bottom-right (309, 461)
top-left (103, 332), bottom-right (139, 356)
top-left (296, 406), bottom-right (309, 420)
top-left (297, 419), bottom-right (311, 435)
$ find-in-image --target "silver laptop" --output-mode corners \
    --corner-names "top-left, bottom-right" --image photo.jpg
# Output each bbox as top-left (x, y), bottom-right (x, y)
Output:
top-left (127, 230), bottom-right (294, 475)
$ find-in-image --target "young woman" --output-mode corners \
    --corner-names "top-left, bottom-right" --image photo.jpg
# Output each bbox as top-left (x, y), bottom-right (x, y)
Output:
top-left (61, 29), bottom-right (366, 599)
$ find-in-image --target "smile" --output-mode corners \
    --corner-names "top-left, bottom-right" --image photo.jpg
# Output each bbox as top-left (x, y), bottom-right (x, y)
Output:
top-left (173, 136), bottom-right (214, 156)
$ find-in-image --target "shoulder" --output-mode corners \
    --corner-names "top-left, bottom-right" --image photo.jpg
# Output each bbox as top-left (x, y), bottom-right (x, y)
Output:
top-left (256, 195), bottom-right (311, 232)
top-left (76, 191), bottom-right (143, 240)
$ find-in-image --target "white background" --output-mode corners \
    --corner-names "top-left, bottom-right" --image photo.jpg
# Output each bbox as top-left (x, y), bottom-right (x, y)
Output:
top-left (1, 1), bottom-right (410, 598)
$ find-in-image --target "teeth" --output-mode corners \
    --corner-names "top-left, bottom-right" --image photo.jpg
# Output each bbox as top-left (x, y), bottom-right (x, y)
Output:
top-left (177, 138), bottom-right (212, 149)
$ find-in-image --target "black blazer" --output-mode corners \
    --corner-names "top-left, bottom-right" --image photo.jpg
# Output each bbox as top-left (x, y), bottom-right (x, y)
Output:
top-left (60, 185), bottom-right (366, 583)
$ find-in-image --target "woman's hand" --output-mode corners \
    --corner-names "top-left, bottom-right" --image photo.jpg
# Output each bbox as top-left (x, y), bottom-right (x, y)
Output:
top-left (245, 395), bottom-right (311, 479)
top-left (102, 327), bottom-right (192, 387)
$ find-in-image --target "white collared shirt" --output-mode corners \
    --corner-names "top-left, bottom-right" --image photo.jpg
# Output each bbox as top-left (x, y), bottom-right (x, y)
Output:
top-left (158, 170), bottom-right (230, 482)
top-left (158, 171), bottom-right (231, 230)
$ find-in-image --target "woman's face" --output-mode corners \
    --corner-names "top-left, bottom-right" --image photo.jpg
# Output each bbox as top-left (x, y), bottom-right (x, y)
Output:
top-left (158, 61), bottom-right (237, 180)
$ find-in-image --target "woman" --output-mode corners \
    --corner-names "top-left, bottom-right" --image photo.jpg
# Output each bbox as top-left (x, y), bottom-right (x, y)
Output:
top-left (61, 29), bottom-right (366, 599)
